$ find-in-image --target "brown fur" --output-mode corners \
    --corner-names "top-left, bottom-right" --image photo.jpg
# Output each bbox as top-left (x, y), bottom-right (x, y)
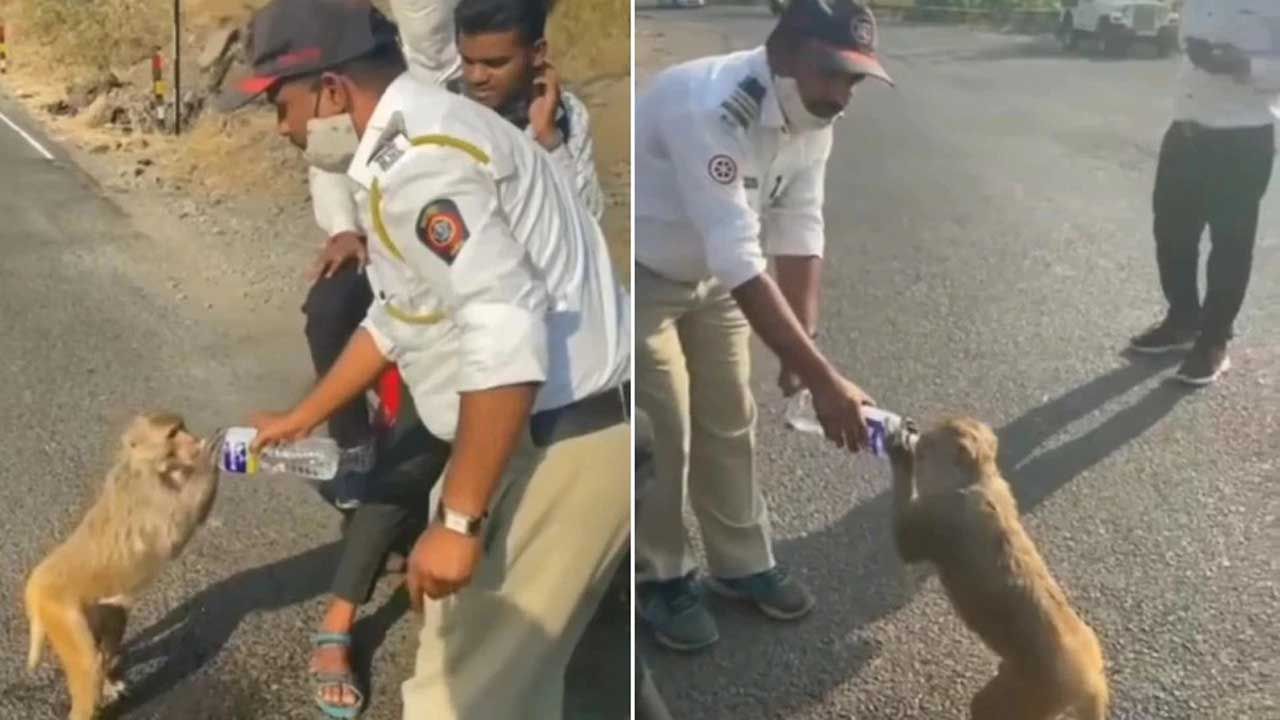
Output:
top-left (24, 412), bottom-right (219, 720)
top-left (888, 417), bottom-right (1109, 720)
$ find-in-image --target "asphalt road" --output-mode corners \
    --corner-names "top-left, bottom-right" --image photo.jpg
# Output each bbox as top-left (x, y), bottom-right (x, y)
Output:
top-left (638, 7), bottom-right (1280, 720)
top-left (0, 93), bottom-right (627, 717)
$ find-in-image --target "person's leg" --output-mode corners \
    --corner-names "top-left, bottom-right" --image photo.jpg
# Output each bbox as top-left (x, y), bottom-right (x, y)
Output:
top-left (401, 420), bottom-right (630, 720)
top-left (1132, 122), bottom-right (1209, 352)
top-left (302, 264), bottom-right (377, 507)
top-left (680, 285), bottom-right (812, 620)
top-left (312, 422), bottom-right (450, 713)
top-left (1181, 123), bottom-right (1276, 384)
top-left (632, 266), bottom-right (719, 651)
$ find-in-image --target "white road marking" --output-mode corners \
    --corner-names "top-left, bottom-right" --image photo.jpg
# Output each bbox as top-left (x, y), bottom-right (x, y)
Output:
top-left (0, 107), bottom-right (54, 160)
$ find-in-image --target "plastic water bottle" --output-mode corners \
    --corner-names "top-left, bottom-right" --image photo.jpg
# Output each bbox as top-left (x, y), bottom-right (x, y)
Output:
top-left (213, 427), bottom-right (374, 481)
top-left (783, 389), bottom-right (918, 458)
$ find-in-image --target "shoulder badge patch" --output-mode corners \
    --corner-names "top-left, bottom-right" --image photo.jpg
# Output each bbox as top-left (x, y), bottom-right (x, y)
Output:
top-left (718, 76), bottom-right (767, 131)
top-left (367, 111), bottom-right (410, 174)
top-left (708, 154), bottom-right (738, 185)
top-left (415, 198), bottom-right (470, 265)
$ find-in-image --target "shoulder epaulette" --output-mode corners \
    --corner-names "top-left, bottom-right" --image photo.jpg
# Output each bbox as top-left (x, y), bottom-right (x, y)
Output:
top-left (718, 76), bottom-right (766, 131)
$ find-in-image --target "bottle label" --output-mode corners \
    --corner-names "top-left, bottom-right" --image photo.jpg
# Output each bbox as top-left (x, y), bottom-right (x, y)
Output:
top-left (220, 427), bottom-right (260, 475)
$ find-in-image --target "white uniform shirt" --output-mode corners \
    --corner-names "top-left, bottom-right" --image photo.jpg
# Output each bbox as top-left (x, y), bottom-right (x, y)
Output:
top-left (345, 72), bottom-right (630, 441)
top-left (1174, 0), bottom-right (1280, 127)
top-left (310, 88), bottom-right (605, 236)
top-left (635, 46), bottom-right (832, 289)
top-left (310, 0), bottom-right (461, 237)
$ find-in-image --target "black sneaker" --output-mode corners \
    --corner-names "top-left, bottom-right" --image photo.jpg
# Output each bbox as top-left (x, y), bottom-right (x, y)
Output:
top-left (637, 574), bottom-right (719, 652)
top-left (705, 566), bottom-right (815, 621)
top-left (1174, 340), bottom-right (1230, 386)
top-left (1129, 318), bottom-right (1199, 354)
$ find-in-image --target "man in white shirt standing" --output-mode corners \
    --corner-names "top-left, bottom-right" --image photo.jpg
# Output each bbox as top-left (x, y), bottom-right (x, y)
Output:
top-left (1128, 0), bottom-right (1279, 385)
top-left (303, 0), bottom-right (605, 509)
top-left (217, 1), bottom-right (631, 717)
top-left (633, 0), bottom-right (892, 652)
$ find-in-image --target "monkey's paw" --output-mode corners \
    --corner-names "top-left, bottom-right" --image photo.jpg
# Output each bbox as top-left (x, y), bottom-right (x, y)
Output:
top-left (101, 678), bottom-right (127, 705)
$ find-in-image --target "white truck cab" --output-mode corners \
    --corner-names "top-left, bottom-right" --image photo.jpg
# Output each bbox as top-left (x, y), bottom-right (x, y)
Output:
top-left (1058, 0), bottom-right (1180, 56)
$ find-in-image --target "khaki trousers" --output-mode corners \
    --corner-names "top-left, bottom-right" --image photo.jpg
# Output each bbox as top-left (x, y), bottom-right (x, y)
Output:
top-left (401, 419), bottom-right (630, 719)
top-left (634, 264), bottom-right (775, 583)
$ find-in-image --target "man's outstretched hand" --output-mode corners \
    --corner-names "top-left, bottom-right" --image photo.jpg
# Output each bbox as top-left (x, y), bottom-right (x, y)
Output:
top-left (248, 411), bottom-right (315, 452)
top-left (810, 374), bottom-right (875, 453)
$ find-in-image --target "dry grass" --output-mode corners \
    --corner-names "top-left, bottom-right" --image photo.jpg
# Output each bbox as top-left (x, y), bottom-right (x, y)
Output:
top-left (0, 0), bottom-right (630, 268)
top-left (548, 0), bottom-right (630, 82)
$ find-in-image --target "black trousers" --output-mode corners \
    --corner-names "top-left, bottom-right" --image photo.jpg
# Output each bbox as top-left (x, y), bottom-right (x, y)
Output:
top-left (301, 264), bottom-right (452, 604)
top-left (1152, 121), bottom-right (1275, 343)
top-left (302, 265), bottom-right (375, 449)
top-left (331, 418), bottom-right (450, 605)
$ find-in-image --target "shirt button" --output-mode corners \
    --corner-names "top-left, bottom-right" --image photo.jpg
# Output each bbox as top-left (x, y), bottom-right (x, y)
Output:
top-left (379, 291), bottom-right (387, 300)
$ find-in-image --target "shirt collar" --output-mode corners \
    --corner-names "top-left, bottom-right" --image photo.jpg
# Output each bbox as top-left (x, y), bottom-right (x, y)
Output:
top-left (347, 71), bottom-right (417, 189)
top-left (748, 46), bottom-right (786, 130)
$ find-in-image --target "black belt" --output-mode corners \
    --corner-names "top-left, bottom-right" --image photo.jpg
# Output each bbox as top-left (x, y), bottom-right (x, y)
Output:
top-left (529, 382), bottom-right (630, 448)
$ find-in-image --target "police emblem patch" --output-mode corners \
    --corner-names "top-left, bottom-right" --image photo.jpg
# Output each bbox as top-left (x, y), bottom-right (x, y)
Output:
top-left (853, 18), bottom-right (874, 46)
top-left (415, 198), bottom-right (469, 265)
top-left (708, 154), bottom-right (738, 185)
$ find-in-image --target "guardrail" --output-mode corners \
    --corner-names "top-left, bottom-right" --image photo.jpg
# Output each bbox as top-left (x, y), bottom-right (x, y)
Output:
top-left (644, 1), bottom-right (1064, 34)
top-left (869, 3), bottom-right (1062, 33)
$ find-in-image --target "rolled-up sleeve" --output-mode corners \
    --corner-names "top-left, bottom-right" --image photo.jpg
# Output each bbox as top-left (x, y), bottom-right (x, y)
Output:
top-left (359, 302), bottom-right (402, 362)
top-left (390, 0), bottom-right (460, 85)
top-left (763, 130), bottom-right (831, 258)
top-left (309, 166), bottom-right (362, 238)
top-left (662, 108), bottom-right (765, 290)
top-left (376, 144), bottom-right (550, 393)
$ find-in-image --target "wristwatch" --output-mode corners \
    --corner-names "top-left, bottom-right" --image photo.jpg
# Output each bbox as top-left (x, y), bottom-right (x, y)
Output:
top-left (437, 503), bottom-right (486, 537)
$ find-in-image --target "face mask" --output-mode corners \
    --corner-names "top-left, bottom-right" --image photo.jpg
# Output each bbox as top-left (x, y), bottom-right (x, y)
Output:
top-left (304, 112), bottom-right (361, 173)
top-left (773, 75), bottom-right (839, 133)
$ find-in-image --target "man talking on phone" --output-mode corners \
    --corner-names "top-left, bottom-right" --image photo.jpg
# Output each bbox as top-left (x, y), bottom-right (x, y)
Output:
top-left (452, 0), bottom-right (604, 220)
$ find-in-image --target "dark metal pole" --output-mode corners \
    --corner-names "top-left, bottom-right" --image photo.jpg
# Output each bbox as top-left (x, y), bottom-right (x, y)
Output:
top-left (173, 0), bottom-right (181, 134)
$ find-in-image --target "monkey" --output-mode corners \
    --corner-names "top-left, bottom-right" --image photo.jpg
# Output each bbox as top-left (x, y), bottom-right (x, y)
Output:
top-left (887, 416), bottom-right (1109, 720)
top-left (24, 412), bottom-right (220, 720)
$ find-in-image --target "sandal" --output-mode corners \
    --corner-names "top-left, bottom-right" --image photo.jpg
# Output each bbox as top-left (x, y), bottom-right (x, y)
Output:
top-left (310, 633), bottom-right (365, 719)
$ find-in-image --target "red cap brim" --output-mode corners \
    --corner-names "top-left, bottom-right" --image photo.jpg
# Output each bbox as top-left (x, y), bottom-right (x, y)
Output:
top-left (827, 50), bottom-right (895, 87)
top-left (213, 73), bottom-right (281, 112)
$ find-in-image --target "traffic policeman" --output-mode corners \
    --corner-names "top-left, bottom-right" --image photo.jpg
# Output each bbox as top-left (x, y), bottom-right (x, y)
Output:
top-left (216, 1), bottom-right (631, 717)
top-left (633, 0), bottom-right (893, 652)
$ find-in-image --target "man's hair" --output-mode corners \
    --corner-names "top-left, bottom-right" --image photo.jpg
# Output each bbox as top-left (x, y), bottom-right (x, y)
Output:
top-left (330, 41), bottom-right (407, 83)
top-left (455, 0), bottom-right (548, 44)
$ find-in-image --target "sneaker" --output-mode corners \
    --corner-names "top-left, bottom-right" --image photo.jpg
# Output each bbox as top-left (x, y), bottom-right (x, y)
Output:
top-left (1129, 318), bottom-right (1199, 354)
top-left (637, 574), bottom-right (719, 652)
top-left (705, 566), bottom-right (815, 621)
top-left (1174, 340), bottom-right (1230, 386)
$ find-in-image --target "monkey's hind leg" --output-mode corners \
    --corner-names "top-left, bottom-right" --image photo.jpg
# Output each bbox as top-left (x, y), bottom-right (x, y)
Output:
top-left (969, 664), bottom-right (1063, 720)
top-left (88, 603), bottom-right (129, 703)
top-left (42, 604), bottom-right (103, 720)
top-left (1073, 675), bottom-right (1110, 720)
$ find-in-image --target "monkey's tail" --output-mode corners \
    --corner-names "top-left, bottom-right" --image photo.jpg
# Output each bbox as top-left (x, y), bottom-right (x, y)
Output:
top-left (24, 580), bottom-right (45, 672)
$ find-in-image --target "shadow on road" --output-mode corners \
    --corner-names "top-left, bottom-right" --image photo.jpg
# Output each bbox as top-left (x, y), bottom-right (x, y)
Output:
top-left (649, 353), bottom-right (1188, 717)
top-left (108, 541), bottom-right (342, 716)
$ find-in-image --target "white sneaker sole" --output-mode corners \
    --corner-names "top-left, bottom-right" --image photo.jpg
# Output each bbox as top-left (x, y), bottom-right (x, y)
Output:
top-left (1174, 355), bottom-right (1231, 386)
